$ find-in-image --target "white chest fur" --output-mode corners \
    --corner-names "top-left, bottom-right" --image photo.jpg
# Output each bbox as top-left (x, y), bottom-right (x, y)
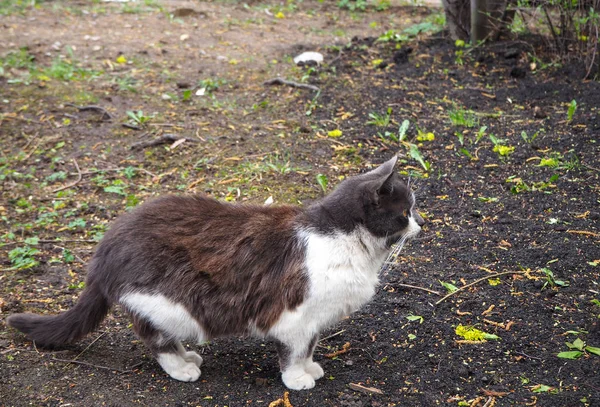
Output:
top-left (267, 227), bottom-right (389, 340)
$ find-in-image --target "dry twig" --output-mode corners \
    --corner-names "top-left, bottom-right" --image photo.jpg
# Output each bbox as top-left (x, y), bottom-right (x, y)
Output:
top-left (394, 283), bottom-right (441, 296)
top-left (264, 78), bottom-right (320, 92)
top-left (348, 383), bottom-right (384, 395)
top-left (436, 271), bottom-right (526, 305)
top-left (52, 158), bottom-right (83, 193)
top-left (131, 134), bottom-right (198, 150)
top-left (52, 357), bottom-right (129, 373)
top-left (64, 103), bottom-right (113, 120)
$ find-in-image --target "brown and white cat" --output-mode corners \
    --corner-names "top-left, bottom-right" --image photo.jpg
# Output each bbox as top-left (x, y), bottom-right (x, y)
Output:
top-left (7, 155), bottom-right (424, 390)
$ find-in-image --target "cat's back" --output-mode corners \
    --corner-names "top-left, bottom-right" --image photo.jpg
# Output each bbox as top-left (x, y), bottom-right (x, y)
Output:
top-left (93, 194), bottom-right (303, 276)
top-left (110, 194), bottom-right (301, 234)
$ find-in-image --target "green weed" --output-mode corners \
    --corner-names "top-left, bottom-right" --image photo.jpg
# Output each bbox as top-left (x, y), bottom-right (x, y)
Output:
top-left (126, 110), bottom-right (153, 127)
top-left (448, 106), bottom-right (478, 128)
top-left (316, 174), bottom-right (328, 193)
top-left (367, 107), bottom-right (392, 127)
top-left (541, 267), bottom-right (569, 289)
top-left (567, 99), bottom-right (577, 122)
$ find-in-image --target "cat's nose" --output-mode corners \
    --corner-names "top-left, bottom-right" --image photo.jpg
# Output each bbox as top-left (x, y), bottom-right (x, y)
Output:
top-left (413, 211), bottom-right (425, 227)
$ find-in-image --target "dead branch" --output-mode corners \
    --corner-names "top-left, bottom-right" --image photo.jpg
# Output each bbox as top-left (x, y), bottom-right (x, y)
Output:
top-left (130, 134), bottom-right (199, 150)
top-left (436, 271), bottom-right (526, 305)
top-left (52, 158), bottom-right (83, 193)
top-left (264, 78), bottom-right (320, 92)
top-left (348, 383), bottom-right (384, 395)
top-left (52, 357), bottom-right (129, 374)
top-left (64, 103), bottom-right (113, 120)
top-left (62, 332), bottom-right (107, 369)
top-left (394, 283), bottom-right (442, 296)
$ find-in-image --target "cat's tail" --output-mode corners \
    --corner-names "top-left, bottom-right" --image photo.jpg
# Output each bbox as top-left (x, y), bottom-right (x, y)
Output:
top-left (7, 281), bottom-right (110, 348)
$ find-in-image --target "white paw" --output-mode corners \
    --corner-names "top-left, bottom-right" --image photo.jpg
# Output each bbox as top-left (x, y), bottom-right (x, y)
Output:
top-left (305, 362), bottom-right (324, 380)
top-left (168, 362), bottom-right (201, 382)
top-left (282, 371), bottom-right (316, 390)
top-left (157, 353), bottom-right (201, 382)
top-left (183, 351), bottom-right (203, 367)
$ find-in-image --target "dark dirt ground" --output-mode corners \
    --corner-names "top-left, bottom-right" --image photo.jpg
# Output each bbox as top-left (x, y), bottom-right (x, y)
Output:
top-left (1, 1), bottom-right (599, 406)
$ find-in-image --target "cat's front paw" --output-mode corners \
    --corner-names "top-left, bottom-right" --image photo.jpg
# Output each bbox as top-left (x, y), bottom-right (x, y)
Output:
top-left (282, 370), bottom-right (316, 390)
top-left (305, 361), bottom-right (324, 380)
top-left (183, 351), bottom-right (203, 367)
top-left (168, 362), bottom-right (201, 382)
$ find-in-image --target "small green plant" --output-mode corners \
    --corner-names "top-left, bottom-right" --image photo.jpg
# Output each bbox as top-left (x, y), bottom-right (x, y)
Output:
top-left (567, 99), bottom-right (577, 122)
top-left (475, 126), bottom-right (487, 143)
top-left (337, 0), bottom-right (368, 11)
top-left (406, 314), bottom-right (424, 324)
top-left (508, 174), bottom-right (558, 194)
top-left (62, 248), bottom-right (75, 264)
top-left (439, 280), bottom-right (458, 293)
top-left (316, 173), bottom-right (328, 193)
top-left (104, 179), bottom-right (128, 195)
top-left (489, 134), bottom-right (515, 158)
top-left (126, 110), bottom-right (153, 127)
top-left (398, 120), bottom-right (410, 141)
top-left (541, 267), bottom-right (569, 289)
top-left (557, 337), bottom-right (600, 359)
top-left (454, 39), bottom-right (466, 65)
top-left (409, 143), bottom-right (431, 172)
top-left (198, 77), bottom-right (226, 94)
top-left (448, 106), bottom-right (478, 128)
top-left (520, 129), bottom-right (543, 144)
top-left (8, 240), bottom-right (40, 271)
top-left (378, 119), bottom-right (410, 143)
top-left (367, 107), bottom-right (392, 127)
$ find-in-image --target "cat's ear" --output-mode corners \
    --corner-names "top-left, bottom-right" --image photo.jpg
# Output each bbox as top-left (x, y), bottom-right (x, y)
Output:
top-left (369, 155), bottom-right (398, 178)
top-left (367, 156), bottom-right (398, 206)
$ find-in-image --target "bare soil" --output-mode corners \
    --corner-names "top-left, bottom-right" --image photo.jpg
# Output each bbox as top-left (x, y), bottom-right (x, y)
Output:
top-left (1, 1), bottom-right (599, 407)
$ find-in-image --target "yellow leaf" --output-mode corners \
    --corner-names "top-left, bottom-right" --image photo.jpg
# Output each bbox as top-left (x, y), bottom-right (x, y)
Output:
top-left (116, 55), bottom-right (127, 64)
top-left (328, 129), bottom-right (342, 138)
top-left (275, 11), bottom-right (285, 19)
top-left (372, 59), bottom-right (383, 66)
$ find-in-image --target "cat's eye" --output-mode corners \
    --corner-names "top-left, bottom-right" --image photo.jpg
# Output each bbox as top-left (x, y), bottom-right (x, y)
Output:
top-left (402, 209), bottom-right (409, 217)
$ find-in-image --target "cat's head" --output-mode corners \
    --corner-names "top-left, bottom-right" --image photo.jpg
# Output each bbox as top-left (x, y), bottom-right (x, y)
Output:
top-left (314, 155), bottom-right (423, 244)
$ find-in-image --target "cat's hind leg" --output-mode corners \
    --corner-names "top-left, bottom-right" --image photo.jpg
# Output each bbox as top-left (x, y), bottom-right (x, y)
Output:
top-left (275, 334), bottom-right (323, 390)
top-left (132, 316), bottom-right (201, 382)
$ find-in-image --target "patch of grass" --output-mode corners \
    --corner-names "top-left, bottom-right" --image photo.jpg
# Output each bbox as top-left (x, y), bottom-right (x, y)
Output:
top-left (367, 107), bottom-right (392, 127)
top-left (507, 174), bottom-right (559, 194)
top-left (448, 106), bottom-right (478, 128)
top-left (38, 56), bottom-right (101, 82)
top-left (0, 0), bottom-right (44, 15)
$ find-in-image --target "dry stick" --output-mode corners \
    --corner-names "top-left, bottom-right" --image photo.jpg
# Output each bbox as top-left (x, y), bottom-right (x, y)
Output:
top-left (585, 25), bottom-right (599, 80)
top-left (130, 134), bottom-right (198, 150)
top-left (52, 158), bottom-right (82, 193)
top-left (435, 271), bottom-right (526, 306)
top-left (395, 283), bottom-right (441, 296)
top-left (542, 6), bottom-right (561, 53)
top-left (320, 329), bottom-right (346, 342)
top-left (62, 331), bottom-right (107, 370)
top-left (52, 357), bottom-right (129, 374)
top-left (64, 103), bottom-right (113, 120)
top-left (263, 78), bottom-right (320, 92)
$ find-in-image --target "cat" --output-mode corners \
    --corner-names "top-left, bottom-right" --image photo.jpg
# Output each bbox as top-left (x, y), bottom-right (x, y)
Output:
top-left (7, 155), bottom-right (424, 391)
